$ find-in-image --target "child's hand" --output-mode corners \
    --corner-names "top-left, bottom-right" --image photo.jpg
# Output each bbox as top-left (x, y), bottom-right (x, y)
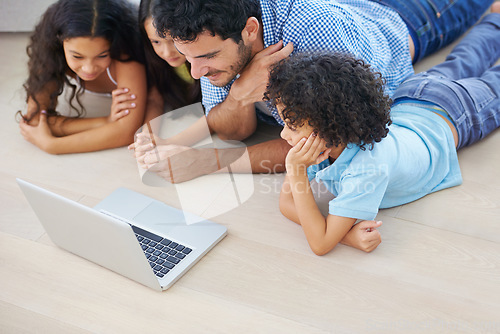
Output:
top-left (109, 88), bottom-right (136, 122)
top-left (285, 133), bottom-right (330, 175)
top-left (19, 110), bottom-right (56, 153)
top-left (341, 220), bottom-right (382, 252)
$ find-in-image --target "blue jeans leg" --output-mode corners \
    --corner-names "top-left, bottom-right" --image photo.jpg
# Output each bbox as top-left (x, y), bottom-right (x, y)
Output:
top-left (373, 0), bottom-right (493, 62)
top-left (427, 13), bottom-right (500, 79)
top-left (392, 13), bottom-right (500, 149)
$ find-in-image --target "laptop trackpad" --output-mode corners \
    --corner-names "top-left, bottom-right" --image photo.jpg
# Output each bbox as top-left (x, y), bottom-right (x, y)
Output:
top-left (132, 201), bottom-right (187, 233)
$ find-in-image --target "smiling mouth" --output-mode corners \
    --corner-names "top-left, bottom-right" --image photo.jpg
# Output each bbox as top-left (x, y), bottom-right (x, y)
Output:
top-left (206, 71), bottom-right (222, 79)
top-left (80, 73), bottom-right (98, 80)
top-left (166, 57), bottom-right (181, 63)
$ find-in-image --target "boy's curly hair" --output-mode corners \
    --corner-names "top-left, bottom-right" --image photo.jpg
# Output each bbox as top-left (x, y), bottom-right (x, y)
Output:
top-left (265, 52), bottom-right (392, 150)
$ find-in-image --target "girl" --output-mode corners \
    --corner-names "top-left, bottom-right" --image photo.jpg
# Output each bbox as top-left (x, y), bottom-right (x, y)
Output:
top-left (127, 0), bottom-right (205, 162)
top-left (18, 0), bottom-right (147, 154)
top-left (138, 0), bottom-right (201, 122)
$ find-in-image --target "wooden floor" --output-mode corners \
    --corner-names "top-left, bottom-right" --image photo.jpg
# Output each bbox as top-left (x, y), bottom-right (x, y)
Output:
top-left (1, 26), bottom-right (500, 334)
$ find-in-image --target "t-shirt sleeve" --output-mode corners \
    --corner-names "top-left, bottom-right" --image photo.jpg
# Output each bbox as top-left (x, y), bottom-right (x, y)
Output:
top-left (307, 159), bottom-right (331, 182)
top-left (329, 166), bottom-right (390, 221)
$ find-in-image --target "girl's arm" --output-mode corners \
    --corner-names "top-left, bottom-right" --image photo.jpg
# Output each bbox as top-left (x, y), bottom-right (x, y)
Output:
top-left (46, 87), bottom-right (137, 136)
top-left (24, 81), bottom-right (59, 124)
top-left (20, 60), bottom-right (147, 154)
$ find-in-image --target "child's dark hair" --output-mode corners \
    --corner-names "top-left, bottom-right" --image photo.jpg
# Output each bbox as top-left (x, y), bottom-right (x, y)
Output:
top-left (152, 0), bottom-right (261, 43)
top-left (139, 0), bottom-right (201, 110)
top-left (23, 0), bottom-right (144, 118)
top-left (265, 52), bottom-right (392, 150)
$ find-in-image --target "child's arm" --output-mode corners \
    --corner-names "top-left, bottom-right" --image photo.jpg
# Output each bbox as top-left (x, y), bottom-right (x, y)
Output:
top-left (19, 60), bottom-right (147, 154)
top-left (284, 133), bottom-right (382, 255)
top-left (286, 171), bottom-right (356, 255)
top-left (280, 175), bottom-right (382, 253)
top-left (46, 87), bottom-right (137, 136)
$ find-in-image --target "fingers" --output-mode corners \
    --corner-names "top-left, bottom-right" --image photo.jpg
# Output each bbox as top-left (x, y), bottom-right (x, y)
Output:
top-left (111, 87), bottom-right (132, 99)
top-left (111, 88), bottom-right (136, 115)
top-left (112, 88), bottom-right (136, 106)
top-left (272, 41), bottom-right (294, 62)
top-left (259, 41), bottom-right (294, 61)
top-left (143, 148), bottom-right (161, 165)
top-left (113, 109), bottom-right (130, 120)
top-left (258, 40), bottom-right (284, 57)
top-left (295, 133), bottom-right (326, 155)
top-left (315, 148), bottom-right (332, 164)
top-left (357, 220), bottom-right (383, 232)
top-left (39, 110), bottom-right (47, 122)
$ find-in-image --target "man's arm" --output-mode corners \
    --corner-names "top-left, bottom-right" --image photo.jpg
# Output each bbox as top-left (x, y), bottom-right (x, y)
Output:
top-left (206, 100), bottom-right (257, 141)
top-left (205, 41), bottom-right (294, 141)
top-left (140, 137), bottom-right (290, 183)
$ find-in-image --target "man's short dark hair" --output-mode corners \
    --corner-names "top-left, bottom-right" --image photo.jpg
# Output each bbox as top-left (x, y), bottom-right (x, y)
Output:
top-left (152, 0), bottom-right (261, 43)
top-left (265, 52), bottom-right (392, 150)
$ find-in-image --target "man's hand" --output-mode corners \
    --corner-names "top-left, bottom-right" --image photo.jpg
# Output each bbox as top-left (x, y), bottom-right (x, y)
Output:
top-left (341, 220), bottom-right (383, 253)
top-left (128, 131), bottom-right (163, 161)
top-left (285, 133), bottom-right (330, 175)
top-left (229, 41), bottom-right (294, 106)
top-left (140, 145), bottom-right (220, 183)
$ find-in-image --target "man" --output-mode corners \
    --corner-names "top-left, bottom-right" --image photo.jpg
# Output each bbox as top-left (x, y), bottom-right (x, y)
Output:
top-left (133, 0), bottom-right (492, 182)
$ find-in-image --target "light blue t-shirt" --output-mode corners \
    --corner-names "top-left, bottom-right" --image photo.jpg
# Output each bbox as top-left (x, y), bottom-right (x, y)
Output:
top-left (307, 105), bottom-right (463, 221)
top-left (201, 0), bottom-right (413, 125)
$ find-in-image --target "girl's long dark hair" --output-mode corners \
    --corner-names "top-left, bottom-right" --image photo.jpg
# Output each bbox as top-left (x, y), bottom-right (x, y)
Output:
top-left (24, 0), bottom-right (144, 117)
top-left (139, 0), bottom-right (201, 111)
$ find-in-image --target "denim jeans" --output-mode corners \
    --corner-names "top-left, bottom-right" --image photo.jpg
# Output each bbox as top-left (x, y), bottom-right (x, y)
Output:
top-left (392, 13), bottom-right (500, 149)
top-left (373, 0), bottom-right (494, 62)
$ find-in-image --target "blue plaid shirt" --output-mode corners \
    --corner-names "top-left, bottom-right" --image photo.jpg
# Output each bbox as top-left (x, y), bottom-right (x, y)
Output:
top-left (201, 0), bottom-right (413, 125)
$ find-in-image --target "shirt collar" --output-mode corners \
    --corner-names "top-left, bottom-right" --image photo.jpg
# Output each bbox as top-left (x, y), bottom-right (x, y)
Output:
top-left (313, 144), bottom-right (360, 181)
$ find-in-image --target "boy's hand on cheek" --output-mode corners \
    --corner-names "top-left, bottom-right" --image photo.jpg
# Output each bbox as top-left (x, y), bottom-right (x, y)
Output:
top-left (285, 133), bottom-right (330, 175)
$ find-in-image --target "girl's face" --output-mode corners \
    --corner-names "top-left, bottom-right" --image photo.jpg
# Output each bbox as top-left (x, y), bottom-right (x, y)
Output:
top-left (144, 17), bottom-right (186, 68)
top-left (63, 37), bottom-right (112, 81)
top-left (277, 104), bottom-right (315, 147)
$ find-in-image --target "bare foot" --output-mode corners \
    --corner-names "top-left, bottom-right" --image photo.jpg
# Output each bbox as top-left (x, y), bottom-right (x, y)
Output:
top-left (491, 1), bottom-right (500, 14)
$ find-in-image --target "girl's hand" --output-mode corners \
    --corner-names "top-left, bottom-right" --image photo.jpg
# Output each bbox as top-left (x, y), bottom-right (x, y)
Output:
top-left (19, 110), bottom-right (56, 153)
top-left (285, 133), bottom-right (331, 175)
top-left (341, 220), bottom-right (382, 252)
top-left (109, 88), bottom-right (136, 122)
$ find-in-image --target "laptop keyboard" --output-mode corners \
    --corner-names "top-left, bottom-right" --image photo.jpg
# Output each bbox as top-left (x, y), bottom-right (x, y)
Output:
top-left (131, 225), bottom-right (192, 278)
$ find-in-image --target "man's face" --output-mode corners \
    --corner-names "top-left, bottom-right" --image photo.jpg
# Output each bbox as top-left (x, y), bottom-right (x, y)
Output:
top-left (174, 31), bottom-right (252, 87)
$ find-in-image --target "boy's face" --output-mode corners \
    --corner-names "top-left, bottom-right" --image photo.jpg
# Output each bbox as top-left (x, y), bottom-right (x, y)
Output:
top-left (277, 104), bottom-right (315, 147)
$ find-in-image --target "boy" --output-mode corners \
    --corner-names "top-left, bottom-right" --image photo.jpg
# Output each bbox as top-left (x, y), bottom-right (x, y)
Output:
top-left (265, 10), bottom-right (500, 255)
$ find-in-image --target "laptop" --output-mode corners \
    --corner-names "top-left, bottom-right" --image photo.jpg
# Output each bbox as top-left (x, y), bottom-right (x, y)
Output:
top-left (16, 178), bottom-right (227, 291)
